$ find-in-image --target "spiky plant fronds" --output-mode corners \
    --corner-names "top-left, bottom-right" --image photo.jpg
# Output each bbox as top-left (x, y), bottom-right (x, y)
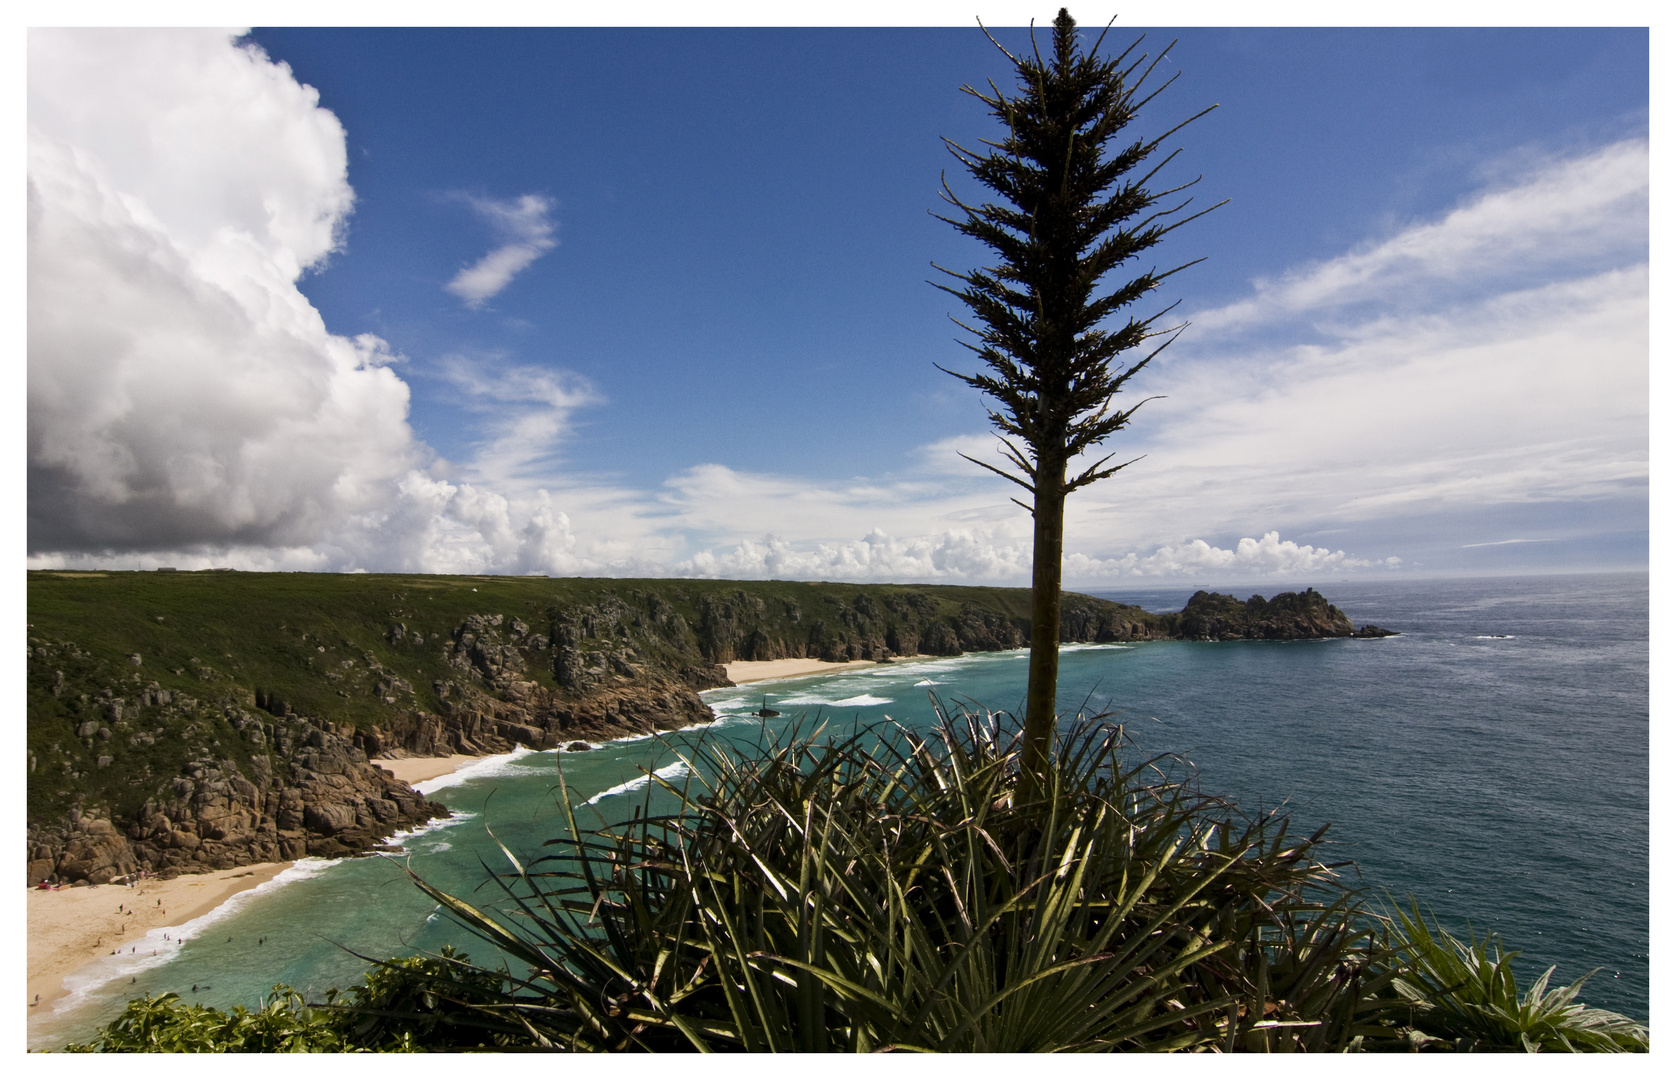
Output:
top-left (1382, 900), bottom-right (1649, 1052)
top-left (403, 704), bottom-right (1397, 1051)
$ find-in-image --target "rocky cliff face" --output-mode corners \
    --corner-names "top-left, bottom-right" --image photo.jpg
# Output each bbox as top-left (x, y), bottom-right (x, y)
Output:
top-left (27, 574), bottom-right (1389, 885)
top-left (25, 696), bottom-right (448, 886)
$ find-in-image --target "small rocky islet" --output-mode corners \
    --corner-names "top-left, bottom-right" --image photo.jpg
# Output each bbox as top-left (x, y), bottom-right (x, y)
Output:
top-left (26, 572), bottom-right (1393, 886)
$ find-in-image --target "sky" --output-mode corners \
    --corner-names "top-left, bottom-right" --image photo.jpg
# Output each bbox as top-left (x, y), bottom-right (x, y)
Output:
top-left (24, 9), bottom-right (1651, 586)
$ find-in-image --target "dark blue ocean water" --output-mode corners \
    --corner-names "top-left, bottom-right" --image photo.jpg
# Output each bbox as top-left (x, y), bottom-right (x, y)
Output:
top-left (29, 572), bottom-right (1649, 1048)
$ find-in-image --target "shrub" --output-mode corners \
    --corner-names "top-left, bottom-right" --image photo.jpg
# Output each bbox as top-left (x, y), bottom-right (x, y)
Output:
top-left (402, 706), bottom-right (1404, 1050)
top-left (1383, 901), bottom-right (1648, 1052)
top-left (60, 947), bottom-right (510, 1052)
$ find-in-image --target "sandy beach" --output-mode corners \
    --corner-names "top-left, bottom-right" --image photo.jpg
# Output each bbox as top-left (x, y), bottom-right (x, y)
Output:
top-left (726, 657), bottom-right (920, 684)
top-left (375, 753), bottom-right (483, 786)
top-left (27, 862), bottom-right (290, 1012)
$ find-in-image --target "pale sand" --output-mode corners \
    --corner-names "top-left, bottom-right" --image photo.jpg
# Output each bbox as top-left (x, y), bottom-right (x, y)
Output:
top-left (375, 753), bottom-right (482, 786)
top-left (725, 656), bottom-right (932, 685)
top-left (27, 862), bottom-right (290, 1012)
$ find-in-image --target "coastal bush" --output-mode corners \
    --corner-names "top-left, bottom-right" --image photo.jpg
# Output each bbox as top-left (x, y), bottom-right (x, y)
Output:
top-left (396, 707), bottom-right (1407, 1050)
top-left (60, 947), bottom-right (512, 1052)
top-left (60, 986), bottom-right (350, 1052)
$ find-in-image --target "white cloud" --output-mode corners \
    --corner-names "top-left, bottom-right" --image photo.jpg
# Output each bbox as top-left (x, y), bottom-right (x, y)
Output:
top-left (435, 356), bottom-right (600, 488)
top-left (27, 29), bottom-right (420, 555)
top-left (1194, 139), bottom-right (1648, 335)
top-left (1073, 263), bottom-right (1649, 551)
top-left (24, 30), bottom-right (627, 579)
top-left (678, 526), bottom-right (1032, 582)
top-left (1064, 532), bottom-right (1396, 582)
top-left (444, 194), bottom-right (557, 308)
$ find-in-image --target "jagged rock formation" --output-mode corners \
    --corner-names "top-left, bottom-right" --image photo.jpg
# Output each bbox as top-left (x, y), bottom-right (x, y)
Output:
top-left (1173, 587), bottom-right (1356, 641)
top-left (24, 691), bottom-right (447, 886)
top-left (27, 573), bottom-right (1391, 885)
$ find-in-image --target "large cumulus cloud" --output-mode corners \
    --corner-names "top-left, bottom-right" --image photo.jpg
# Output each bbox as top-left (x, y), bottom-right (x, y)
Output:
top-left (28, 29), bottom-right (422, 555)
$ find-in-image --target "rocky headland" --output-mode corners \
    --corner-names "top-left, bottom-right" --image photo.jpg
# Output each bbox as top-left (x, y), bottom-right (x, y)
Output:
top-left (27, 572), bottom-right (1391, 885)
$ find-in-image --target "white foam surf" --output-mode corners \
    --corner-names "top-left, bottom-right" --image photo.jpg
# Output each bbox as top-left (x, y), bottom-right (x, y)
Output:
top-left (584, 761), bottom-right (692, 806)
top-left (775, 693), bottom-right (894, 708)
top-left (412, 746), bottom-right (542, 796)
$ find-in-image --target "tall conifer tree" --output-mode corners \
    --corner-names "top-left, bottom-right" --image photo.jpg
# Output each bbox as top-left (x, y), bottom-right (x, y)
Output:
top-left (936, 9), bottom-right (1219, 794)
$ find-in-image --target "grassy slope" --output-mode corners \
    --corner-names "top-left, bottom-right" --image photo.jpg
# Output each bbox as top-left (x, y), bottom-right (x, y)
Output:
top-left (27, 571), bottom-right (1141, 830)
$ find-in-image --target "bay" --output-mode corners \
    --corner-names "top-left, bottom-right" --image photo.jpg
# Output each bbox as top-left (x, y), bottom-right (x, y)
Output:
top-left (28, 571), bottom-right (1648, 1048)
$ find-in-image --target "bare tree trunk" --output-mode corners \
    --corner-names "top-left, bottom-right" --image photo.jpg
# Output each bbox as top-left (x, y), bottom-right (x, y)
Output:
top-left (1020, 459), bottom-right (1066, 801)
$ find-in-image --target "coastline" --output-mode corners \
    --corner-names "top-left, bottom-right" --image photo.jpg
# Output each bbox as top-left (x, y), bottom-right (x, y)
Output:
top-left (726, 656), bottom-right (931, 685)
top-left (27, 861), bottom-right (291, 1013)
top-left (24, 663), bottom-right (919, 1015)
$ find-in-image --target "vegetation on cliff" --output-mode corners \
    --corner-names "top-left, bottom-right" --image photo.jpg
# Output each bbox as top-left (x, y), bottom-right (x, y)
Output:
top-left (26, 570), bottom-right (1383, 884)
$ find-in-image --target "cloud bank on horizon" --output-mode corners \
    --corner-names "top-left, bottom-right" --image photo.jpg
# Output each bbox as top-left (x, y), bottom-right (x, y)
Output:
top-left (26, 29), bottom-right (1647, 585)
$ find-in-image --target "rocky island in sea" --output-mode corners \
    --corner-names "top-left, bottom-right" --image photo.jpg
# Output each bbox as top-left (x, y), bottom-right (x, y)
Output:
top-left (26, 571), bottom-right (1393, 885)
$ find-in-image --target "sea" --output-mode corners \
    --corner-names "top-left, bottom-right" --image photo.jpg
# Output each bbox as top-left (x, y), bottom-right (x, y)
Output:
top-left (27, 571), bottom-right (1649, 1049)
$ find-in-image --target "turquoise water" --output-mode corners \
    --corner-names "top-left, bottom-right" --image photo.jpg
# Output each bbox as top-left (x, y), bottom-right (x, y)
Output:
top-left (29, 572), bottom-right (1648, 1048)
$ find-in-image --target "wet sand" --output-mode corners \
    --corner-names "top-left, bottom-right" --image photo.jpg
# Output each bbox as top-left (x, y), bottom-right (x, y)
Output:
top-left (27, 862), bottom-right (290, 1012)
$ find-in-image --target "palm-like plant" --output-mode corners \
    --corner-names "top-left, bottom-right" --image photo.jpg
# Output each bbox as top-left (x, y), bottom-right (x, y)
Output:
top-left (401, 704), bottom-right (1399, 1051)
top-left (1383, 901), bottom-right (1649, 1052)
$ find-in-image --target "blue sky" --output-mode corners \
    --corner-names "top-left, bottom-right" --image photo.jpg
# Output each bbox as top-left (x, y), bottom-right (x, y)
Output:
top-left (26, 13), bottom-right (1649, 585)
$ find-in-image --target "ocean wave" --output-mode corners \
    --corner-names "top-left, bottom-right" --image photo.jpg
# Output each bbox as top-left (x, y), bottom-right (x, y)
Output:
top-left (775, 693), bottom-right (894, 708)
top-left (597, 712), bottom-right (732, 749)
top-left (584, 760), bottom-right (693, 806)
top-left (1474, 634), bottom-right (1516, 640)
top-left (413, 746), bottom-right (543, 795)
top-left (380, 809), bottom-right (475, 845)
top-left (373, 810), bottom-right (476, 857)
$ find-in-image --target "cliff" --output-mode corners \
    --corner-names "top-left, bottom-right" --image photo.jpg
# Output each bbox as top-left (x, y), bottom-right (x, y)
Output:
top-left (27, 572), bottom-right (1388, 884)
